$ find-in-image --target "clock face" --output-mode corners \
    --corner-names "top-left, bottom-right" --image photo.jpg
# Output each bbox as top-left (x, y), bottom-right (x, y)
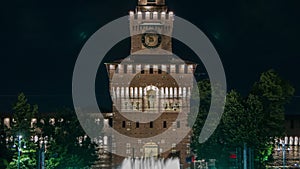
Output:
top-left (142, 32), bottom-right (162, 48)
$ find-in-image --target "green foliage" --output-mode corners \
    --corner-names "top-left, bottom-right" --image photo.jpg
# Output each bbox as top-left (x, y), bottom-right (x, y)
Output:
top-left (7, 147), bottom-right (37, 169)
top-left (190, 80), bottom-right (229, 165)
top-left (11, 93), bottom-right (38, 138)
top-left (190, 69), bottom-right (295, 168)
top-left (0, 120), bottom-right (12, 168)
top-left (251, 70), bottom-right (294, 138)
top-left (6, 93), bottom-right (39, 169)
top-left (2, 94), bottom-right (98, 169)
top-left (250, 70), bottom-right (294, 167)
top-left (188, 79), bottom-right (211, 130)
top-left (38, 109), bottom-right (98, 169)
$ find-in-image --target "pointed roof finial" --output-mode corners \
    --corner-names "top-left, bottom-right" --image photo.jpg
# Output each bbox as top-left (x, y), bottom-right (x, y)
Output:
top-left (138, 0), bottom-right (166, 6)
top-left (136, 0), bottom-right (167, 12)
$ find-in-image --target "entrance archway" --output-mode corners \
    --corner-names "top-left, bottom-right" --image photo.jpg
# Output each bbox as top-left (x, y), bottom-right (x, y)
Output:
top-left (143, 142), bottom-right (158, 157)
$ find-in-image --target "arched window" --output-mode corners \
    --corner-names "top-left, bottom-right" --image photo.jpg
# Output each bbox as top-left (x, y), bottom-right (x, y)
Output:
top-left (116, 87), bottom-right (120, 97)
top-left (179, 87), bottom-right (182, 97)
top-left (125, 87), bottom-right (129, 98)
top-left (104, 136), bottom-right (108, 145)
top-left (121, 87), bottom-right (124, 97)
top-left (134, 87), bottom-right (138, 98)
top-left (165, 87), bottom-right (169, 98)
top-left (183, 87), bottom-right (187, 97)
top-left (130, 87), bottom-right (134, 98)
top-left (139, 87), bottom-right (143, 97)
top-left (160, 87), bottom-right (164, 98)
top-left (295, 137), bottom-right (299, 146)
top-left (174, 87), bottom-right (177, 98)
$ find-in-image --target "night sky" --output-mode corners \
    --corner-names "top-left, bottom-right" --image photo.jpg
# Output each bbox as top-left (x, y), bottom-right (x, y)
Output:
top-left (0, 0), bottom-right (299, 113)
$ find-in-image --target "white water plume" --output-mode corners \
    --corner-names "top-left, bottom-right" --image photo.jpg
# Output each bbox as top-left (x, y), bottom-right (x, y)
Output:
top-left (119, 157), bottom-right (180, 169)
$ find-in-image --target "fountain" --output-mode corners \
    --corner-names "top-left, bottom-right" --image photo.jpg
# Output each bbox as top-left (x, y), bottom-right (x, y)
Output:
top-left (119, 157), bottom-right (180, 169)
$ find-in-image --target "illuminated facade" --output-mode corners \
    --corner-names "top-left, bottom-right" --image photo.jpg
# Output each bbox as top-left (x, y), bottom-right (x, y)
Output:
top-left (102, 0), bottom-right (196, 168)
top-left (270, 115), bottom-right (300, 168)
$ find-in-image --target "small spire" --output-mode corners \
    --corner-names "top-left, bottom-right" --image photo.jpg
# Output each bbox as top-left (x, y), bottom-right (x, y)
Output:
top-left (138, 0), bottom-right (166, 6)
top-left (136, 0), bottom-right (167, 12)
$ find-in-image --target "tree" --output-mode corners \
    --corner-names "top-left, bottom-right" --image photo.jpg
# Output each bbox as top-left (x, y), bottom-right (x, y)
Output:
top-left (251, 70), bottom-right (294, 137)
top-left (221, 91), bottom-right (264, 168)
top-left (2, 94), bottom-right (98, 169)
top-left (221, 70), bottom-right (294, 168)
top-left (189, 80), bottom-right (230, 167)
top-left (38, 108), bottom-right (98, 169)
top-left (0, 119), bottom-right (13, 168)
top-left (221, 91), bottom-right (265, 147)
top-left (190, 70), bottom-right (295, 168)
top-left (6, 93), bottom-right (39, 169)
top-left (250, 70), bottom-right (294, 167)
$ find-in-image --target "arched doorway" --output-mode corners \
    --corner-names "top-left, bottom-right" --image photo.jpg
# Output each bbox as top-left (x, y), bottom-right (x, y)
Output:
top-left (143, 142), bottom-right (158, 157)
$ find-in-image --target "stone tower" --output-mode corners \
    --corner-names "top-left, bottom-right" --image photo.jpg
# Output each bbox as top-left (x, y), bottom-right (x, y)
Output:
top-left (130, 0), bottom-right (173, 54)
top-left (103, 1), bottom-right (197, 168)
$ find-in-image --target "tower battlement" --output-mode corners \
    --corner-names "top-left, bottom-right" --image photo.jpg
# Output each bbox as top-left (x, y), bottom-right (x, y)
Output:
top-left (129, 11), bottom-right (174, 36)
top-left (129, 11), bottom-right (174, 21)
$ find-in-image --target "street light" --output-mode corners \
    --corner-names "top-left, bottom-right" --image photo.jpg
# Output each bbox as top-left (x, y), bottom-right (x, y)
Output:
top-left (16, 135), bottom-right (24, 169)
top-left (282, 143), bottom-right (286, 168)
top-left (277, 142), bottom-right (290, 168)
top-left (38, 136), bottom-right (48, 169)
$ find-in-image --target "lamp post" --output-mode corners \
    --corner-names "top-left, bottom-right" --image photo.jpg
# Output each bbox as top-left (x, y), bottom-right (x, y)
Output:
top-left (277, 142), bottom-right (290, 168)
top-left (283, 143), bottom-right (286, 168)
top-left (38, 136), bottom-right (47, 169)
top-left (17, 135), bottom-right (22, 169)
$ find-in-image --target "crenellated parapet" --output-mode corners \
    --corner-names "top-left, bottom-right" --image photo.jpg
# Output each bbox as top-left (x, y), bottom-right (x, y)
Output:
top-left (129, 11), bottom-right (174, 36)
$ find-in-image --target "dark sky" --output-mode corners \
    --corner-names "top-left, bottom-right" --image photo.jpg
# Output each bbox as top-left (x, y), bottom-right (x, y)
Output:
top-left (0, 0), bottom-right (299, 112)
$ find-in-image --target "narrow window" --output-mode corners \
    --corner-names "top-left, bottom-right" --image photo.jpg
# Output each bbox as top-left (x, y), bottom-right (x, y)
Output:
top-left (184, 65), bottom-right (188, 74)
top-left (122, 121), bottom-right (126, 128)
top-left (115, 65), bottom-right (119, 73)
top-left (109, 118), bottom-right (113, 127)
top-left (177, 121), bottom-right (180, 128)
top-left (132, 65), bottom-right (136, 74)
top-left (136, 121), bottom-right (140, 128)
top-left (140, 65), bottom-right (144, 74)
top-left (158, 69), bottom-right (162, 74)
top-left (150, 68), bottom-right (154, 74)
top-left (158, 65), bottom-right (162, 74)
top-left (163, 121), bottom-right (167, 128)
top-left (124, 65), bottom-right (127, 74)
top-left (176, 65), bottom-right (179, 73)
top-left (150, 121), bottom-right (153, 128)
